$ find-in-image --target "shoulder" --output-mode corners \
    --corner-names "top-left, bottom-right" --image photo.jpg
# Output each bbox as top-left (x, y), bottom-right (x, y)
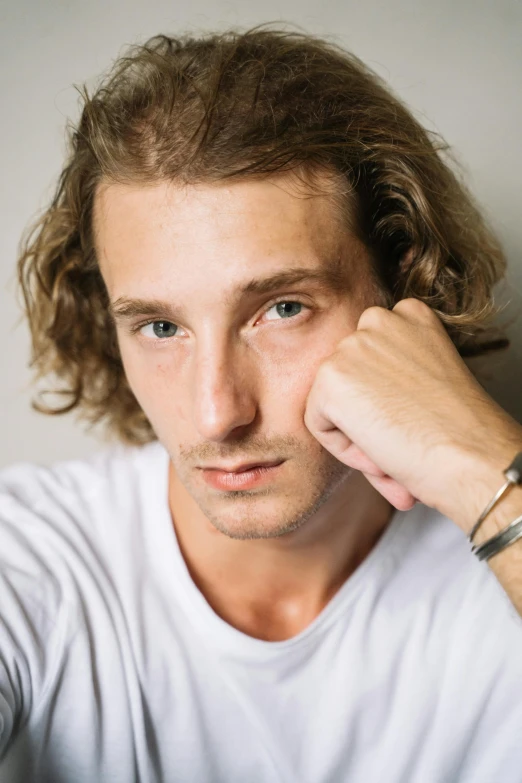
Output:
top-left (0, 439), bottom-right (170, 755)
top-left (0, 439), bottom-right (165, 536)
top-left (0, 440), bottom-right (159, 511)
top-left (0, 439), bottom-right (166, 608)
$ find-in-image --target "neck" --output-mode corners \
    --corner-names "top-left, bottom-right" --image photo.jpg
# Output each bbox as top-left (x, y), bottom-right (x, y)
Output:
top-left (168, 462), bottom-right (393, 641)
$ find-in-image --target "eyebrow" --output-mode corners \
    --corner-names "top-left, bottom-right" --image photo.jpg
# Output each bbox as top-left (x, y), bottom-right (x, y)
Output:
top-left (109, 265), bottom-right (349, 323)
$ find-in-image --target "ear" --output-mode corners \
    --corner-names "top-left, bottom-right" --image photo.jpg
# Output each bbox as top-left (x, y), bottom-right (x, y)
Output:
top-left (398, 247), bottom-right (416, 276)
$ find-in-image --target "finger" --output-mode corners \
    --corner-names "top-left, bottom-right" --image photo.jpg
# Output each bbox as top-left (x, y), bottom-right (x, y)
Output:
top-left (308, 423), bottom-right (390, 477)
top-left (339, 444), bottom-right (388, 477)
top-left (311, 426), bottom-right (353, 459)
top-left (363, 472), bottom-right (418, 511)
top-left (392, 297), bottom-right (447, 334)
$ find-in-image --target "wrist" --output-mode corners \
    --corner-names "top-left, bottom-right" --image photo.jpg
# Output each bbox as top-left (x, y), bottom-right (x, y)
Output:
top-left (434, 428), bottom-right (522, 538)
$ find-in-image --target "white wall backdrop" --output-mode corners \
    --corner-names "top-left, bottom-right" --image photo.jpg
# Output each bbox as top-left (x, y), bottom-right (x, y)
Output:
top-left (1, 0), bottom-right (521, 468)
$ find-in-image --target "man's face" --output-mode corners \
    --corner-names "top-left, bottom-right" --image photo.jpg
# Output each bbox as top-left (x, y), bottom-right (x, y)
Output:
top-left (95, 173), bottom-right (380, 540)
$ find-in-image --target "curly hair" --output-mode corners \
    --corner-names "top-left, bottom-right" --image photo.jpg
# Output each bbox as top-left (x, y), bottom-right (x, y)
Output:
top-left (17, 23), bottom-right (511, 446)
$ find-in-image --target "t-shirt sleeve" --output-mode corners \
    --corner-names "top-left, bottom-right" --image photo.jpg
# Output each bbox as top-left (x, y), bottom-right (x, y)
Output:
top-left (0, 475), bottom-right (69, 759)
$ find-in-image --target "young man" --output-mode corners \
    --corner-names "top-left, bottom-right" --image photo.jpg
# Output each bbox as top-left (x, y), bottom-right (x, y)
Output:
top-left (3, 25), bottom-right (522, 782)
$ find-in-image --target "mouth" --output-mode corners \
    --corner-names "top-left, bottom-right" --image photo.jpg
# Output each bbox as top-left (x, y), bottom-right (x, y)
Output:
top-left (197, 459), bottom-right (283, 473)
top-left (198, 460), bottom-right (285, 491)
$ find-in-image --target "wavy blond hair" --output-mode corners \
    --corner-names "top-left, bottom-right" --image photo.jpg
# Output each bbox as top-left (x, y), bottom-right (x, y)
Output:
top-left (17, 24), bottom-right (510, 445)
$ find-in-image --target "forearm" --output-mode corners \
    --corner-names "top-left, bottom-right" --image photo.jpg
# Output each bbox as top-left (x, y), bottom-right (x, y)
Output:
top-left (436, 429), bottom-right (522, 617)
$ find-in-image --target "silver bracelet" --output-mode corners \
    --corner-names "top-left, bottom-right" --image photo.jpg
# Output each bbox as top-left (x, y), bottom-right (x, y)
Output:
top-left (473, 514), bottom-right (522, 561)
top-left (468, 451), bottom-right (522, 544)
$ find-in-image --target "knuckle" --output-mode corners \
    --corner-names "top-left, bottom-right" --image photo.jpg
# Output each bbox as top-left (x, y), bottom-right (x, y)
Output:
top-left (394, 297), bottom-right (435, 321)
top-left (357, 305), bottom-right (389, 329)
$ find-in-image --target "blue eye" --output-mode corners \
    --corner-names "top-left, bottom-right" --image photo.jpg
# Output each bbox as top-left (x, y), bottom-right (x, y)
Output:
top-left (140, 321), bottom-right (178, 338)
top-left (265, 302), bottom-right (303, 321)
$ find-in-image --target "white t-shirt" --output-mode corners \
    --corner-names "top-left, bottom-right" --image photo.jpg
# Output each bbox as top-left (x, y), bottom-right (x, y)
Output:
top-left (0, 440), bottom-right (521, 783)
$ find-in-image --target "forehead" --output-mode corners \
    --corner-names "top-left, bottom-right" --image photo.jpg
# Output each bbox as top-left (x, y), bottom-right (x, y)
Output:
top-left (93, 174), bottom-right (362, 297)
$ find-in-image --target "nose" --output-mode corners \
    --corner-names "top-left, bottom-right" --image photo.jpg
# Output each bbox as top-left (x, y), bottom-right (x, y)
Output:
top-left (192, 337), bottom-right (257, 442)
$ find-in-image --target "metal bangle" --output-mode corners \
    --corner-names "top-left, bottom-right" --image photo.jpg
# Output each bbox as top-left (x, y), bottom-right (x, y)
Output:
top-left (473, 514), bottom-right (522, 561)
top-left (468, 451), bottom-right (522, 543)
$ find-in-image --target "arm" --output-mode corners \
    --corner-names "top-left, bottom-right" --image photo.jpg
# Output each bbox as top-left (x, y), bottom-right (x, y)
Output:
top-left (0, 665), bottom-right (17, 758)
top-left (0, 571), bottom-right (37, 760)
top-left (435, 437), bottom-right (522, 617)
top-left (0, 486), bottom-right (66, 763)
top-left (304, 297), bottom-right (522, 615)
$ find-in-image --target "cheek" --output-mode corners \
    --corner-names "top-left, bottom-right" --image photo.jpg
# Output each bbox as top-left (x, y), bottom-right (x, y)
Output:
top-left (118, 343), bottom-right (147, 397)
top-left (259, 346), bottom-right (327, 424)
top-left (119, 344), bottom-right (183, 421)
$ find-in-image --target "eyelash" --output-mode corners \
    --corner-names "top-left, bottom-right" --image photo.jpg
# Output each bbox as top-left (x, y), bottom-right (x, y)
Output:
top-left (128, 298), bottom-right (311, 340)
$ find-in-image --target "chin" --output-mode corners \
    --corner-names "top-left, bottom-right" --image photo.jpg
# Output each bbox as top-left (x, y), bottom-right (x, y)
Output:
top-left (177, 450), bottom-right (352, 541)
top-left (207, 514), bottom-right (307, 541)
top-left (201, 479), bottom-right (344, 542)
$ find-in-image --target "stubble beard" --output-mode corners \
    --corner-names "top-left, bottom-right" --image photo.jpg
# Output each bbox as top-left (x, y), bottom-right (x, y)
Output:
top-left (179, 450), bottom-right (353, 541)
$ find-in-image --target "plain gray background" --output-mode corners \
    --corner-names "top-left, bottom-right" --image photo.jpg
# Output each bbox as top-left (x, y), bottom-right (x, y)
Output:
top-left (1, 0), bottom-right (521, 468)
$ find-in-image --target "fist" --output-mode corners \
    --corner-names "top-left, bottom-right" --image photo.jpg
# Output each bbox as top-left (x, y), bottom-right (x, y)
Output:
top-left (304, 298), bottom-right (511, 512)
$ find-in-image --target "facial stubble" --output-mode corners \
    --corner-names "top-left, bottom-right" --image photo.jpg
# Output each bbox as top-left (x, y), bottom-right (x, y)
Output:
top-left (177, 448), bottom-right (353, 541)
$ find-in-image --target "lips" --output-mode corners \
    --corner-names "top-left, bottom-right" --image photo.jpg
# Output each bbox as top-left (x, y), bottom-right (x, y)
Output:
top-left (199, 461), bottom-right (284, 491)
top-left (199, 459), bottom-right (283, 473)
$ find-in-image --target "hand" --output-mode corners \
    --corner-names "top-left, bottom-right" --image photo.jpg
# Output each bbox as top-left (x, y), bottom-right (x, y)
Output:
top-left (304, 298), bottom-right (519, 516)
